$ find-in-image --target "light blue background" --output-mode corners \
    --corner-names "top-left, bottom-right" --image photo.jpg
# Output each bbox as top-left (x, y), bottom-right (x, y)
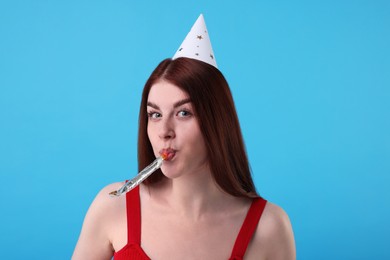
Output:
top-left (1, 1), bottom-right (389, 259)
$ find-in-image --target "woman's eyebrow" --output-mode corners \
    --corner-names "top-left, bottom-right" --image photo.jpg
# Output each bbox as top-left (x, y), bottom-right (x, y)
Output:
top-left (173, 98), bottom-right (191, 108)
top-left (147, 101), bottom-right (159, 110)
top-left (147, 98), bottom-right (192, 110)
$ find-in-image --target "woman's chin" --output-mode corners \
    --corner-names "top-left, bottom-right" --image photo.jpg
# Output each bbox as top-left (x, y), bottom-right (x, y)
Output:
top-left (160, 166), bottom-right (182, 179)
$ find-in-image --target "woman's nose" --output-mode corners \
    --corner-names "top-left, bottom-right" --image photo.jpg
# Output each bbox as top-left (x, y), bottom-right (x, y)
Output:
top-left (159, 118), bottom-right (175, 140)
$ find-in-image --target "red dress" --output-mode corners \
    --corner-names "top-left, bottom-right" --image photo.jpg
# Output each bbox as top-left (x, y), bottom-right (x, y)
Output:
top-left (114, 186), bottom-right (267, 259)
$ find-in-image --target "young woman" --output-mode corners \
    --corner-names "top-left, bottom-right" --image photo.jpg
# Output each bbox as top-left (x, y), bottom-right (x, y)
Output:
top-left (73, 15), bottom-right (295, 260)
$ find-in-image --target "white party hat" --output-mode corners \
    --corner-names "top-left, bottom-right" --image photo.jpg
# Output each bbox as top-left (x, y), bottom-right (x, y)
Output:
top-left (173, 14), bottom-right (217, 68)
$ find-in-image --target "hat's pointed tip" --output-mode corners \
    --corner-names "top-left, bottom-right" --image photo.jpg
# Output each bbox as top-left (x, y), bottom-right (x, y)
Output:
top-left (172, 14), bottom-right (218, 68)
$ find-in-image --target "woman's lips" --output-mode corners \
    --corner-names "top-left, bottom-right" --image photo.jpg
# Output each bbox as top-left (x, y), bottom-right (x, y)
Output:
top-left (159, 148), bottom-right (176, 161)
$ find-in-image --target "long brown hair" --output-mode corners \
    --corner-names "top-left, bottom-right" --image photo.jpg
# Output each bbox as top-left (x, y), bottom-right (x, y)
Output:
top-left (138, 58), bottom-right (259, 198)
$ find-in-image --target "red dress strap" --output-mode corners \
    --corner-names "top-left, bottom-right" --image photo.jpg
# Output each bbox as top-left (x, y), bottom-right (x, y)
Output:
top-left (126, 185), bottom-right (141, 244)
top-left (230, 197), bottom-right (267, 258)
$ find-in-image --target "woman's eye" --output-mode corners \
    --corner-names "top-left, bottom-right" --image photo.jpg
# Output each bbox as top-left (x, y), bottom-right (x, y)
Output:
top-left (147, 112), bottom-right (161, 119)
top-left (177, 110), bottom-right (191, 117)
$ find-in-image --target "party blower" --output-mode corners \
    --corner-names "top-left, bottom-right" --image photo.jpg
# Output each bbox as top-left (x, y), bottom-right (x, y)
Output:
top-left (109, 149), bottom-right (174, 197)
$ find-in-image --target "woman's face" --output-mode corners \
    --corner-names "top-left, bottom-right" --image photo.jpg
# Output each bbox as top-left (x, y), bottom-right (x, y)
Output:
top-left (147, 80), bottom-right (209, 179)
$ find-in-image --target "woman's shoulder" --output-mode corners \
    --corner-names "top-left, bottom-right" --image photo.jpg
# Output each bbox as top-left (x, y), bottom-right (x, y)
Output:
top-left (247, 200), bottom-right (296, 259)
top-left (72, 182), bottom-right (128, 259)
top-left (79, 182), bottom-right (128, 230)
top-left (96, 182), bottom-right (126, 201)
top-left (90, 182), bottom-right (127, 214)
top-left (259, 202), bottom-right (294, 238)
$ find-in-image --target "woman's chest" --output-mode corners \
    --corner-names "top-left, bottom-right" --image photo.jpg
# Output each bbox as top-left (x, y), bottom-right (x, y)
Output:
top-left (139, 214), bottom-right (244, 260)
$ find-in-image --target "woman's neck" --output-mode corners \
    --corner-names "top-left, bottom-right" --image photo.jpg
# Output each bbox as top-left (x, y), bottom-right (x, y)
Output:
top-left (146, 170), bottom-right (238, 221)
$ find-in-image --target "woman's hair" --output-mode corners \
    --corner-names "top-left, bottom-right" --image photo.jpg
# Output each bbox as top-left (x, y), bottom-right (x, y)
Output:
top-left (138, 57), bottom-right (258, 198)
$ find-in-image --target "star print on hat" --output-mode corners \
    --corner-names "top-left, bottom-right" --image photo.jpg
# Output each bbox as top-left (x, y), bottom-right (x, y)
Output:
top-left (172, 14), bottom-right (218, 68)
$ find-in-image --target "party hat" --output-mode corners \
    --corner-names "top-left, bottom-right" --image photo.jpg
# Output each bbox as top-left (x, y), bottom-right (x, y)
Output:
top-left (173, 14), bottom-right (217, 68)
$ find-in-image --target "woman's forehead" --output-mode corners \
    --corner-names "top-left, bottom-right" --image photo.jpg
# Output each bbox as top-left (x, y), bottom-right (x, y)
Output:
top-left (148, 81), bottom-right (189, 103)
